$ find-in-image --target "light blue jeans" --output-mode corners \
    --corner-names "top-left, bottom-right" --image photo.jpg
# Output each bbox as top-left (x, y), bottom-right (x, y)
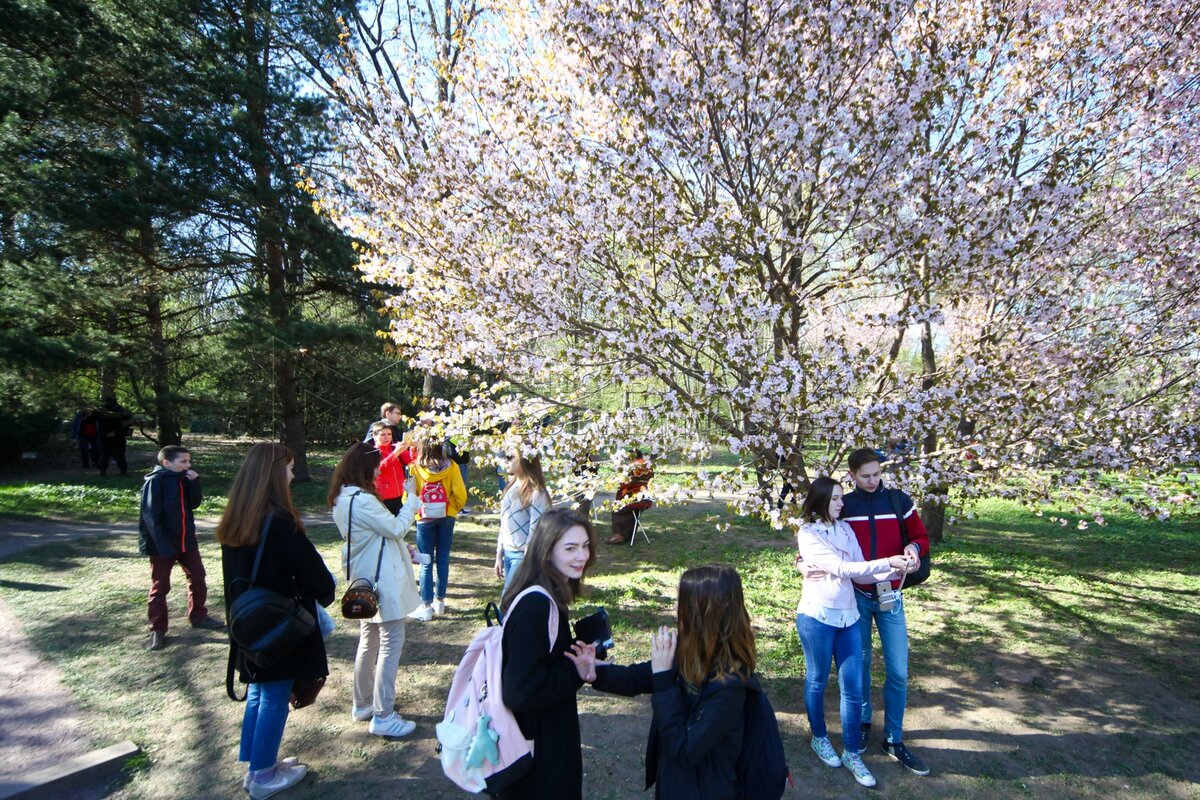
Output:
top-left (856, 591), bottom-right (909, 743)
top-left (240, 679), bottom-right (292, 770)
top-left (501, 547), bottom-right (525, 594)
top-left (796, 613), bottom-right (863, 752)
top-left (416, 517), bottom-right (456, 605)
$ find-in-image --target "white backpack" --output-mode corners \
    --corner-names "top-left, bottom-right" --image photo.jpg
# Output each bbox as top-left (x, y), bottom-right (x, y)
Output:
top-left (435, 586), bottom-right (559, 794)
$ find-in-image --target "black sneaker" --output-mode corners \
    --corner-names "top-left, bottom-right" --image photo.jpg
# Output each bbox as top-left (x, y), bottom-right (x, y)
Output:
top-left (148, 631), bottom-right (167, 651)
top-left (857, 722), bottom-right (871, 754)
top-left (191, 615), bottom-right (226, 630)
top-left (881, 740), bottom-right (930, 776)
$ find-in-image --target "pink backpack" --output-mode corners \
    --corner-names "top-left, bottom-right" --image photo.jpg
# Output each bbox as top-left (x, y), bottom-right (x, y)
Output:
top-left (436, 586), bottom-right (559, 794)
top-left (420, 479), bottom-right (448, 518)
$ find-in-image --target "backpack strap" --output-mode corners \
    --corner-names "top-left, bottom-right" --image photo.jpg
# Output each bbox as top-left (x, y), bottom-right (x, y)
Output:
top-left (226, 644), bottom-right (246, 702)
top-left (504, 585), bottom-right (560, 653)
top-left (888, 488), bottom-right (910, 547)
top-left (249, 512), bottom-right (274, 584)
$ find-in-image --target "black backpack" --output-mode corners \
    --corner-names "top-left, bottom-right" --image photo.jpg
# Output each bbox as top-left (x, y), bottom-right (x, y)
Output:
top-left (735, 677), bottom-right (791, 800)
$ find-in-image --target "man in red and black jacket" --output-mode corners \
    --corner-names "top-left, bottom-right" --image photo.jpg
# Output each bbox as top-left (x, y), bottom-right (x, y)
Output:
top-left (139, 445), bottom-right (224, 651)
top-left (840, 447), bottom-right (931, 777)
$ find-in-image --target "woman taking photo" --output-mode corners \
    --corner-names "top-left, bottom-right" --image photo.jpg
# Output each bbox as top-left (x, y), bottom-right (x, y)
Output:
top-left (329, 442), bottom-right (422, 738)
top-left (567, 564), bottom-right (756, 800)
top-left (497, 508), bottom-right (597, 800)
top-left (494, 451), bottom-right (552, 593)
top-left (219, 443), bottom-right (335, 800)
top-left (794, 476), bottom-right (912, 788)
top-left (409, 437), bottom-right (468, 621)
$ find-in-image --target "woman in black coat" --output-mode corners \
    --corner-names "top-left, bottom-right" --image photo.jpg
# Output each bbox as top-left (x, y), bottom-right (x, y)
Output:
top-left (218, 444), bottom-right (335, 800)
top-left (497, 508), bottom-right (598, 800)
top-left (567, 565), bottom-right (755, 800)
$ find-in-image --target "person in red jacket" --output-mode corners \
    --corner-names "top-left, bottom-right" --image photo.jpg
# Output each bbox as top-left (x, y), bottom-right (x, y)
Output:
top-left (832, 447), bottom-right (931, 776)
top-left (370, 421), bottom-right (414, 515)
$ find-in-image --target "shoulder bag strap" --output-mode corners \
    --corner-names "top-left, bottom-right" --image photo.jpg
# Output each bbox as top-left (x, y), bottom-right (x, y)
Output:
top-left (345, 492), bottom-right (359, 581)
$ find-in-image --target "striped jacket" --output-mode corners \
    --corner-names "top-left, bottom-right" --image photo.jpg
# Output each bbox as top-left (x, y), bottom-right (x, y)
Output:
top-left (841, 485), bottom-right (929, 593)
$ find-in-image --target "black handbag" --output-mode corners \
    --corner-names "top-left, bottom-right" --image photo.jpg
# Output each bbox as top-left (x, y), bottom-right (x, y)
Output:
top-left (341, 492), bottom-right (386, 619)
top-left (889, 489), bottom-right (932, 588)
top-left (227, 514), bottom-right (317, 668)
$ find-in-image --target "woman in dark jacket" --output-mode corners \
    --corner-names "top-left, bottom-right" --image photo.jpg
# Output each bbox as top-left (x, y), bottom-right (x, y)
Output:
top-left (218, 443), bottom-right (335, 800)
top-left (497, 508), bottom-right (598, 800)
top-left (568, 564), bottom-right (755, 800)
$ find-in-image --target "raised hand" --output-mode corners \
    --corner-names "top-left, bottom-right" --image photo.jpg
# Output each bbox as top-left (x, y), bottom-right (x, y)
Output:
top-left (565, 641), bottom-right (597, 683)
top-left (650, 626), bottom-right (677, 673)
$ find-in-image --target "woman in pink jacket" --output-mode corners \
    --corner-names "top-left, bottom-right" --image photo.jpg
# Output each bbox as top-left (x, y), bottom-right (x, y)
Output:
top-left (795, 476), bottom-right (914, 788)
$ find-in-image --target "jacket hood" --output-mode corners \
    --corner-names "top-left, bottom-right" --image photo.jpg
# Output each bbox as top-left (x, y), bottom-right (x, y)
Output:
top-left (143, 465), bottom-right (183, 482)
top-left (411, 462), bottom-right (457, 481)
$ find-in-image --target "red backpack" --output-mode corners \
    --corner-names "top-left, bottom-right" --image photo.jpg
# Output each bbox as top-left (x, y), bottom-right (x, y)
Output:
top-left (420, 479), bottom-right (449, 519)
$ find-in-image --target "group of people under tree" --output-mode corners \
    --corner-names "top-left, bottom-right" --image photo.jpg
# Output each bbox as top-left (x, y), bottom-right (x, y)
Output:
top-left (195, 423), bottom-right (931, 799)
top-left (70, 397), bottom-right (133, 475)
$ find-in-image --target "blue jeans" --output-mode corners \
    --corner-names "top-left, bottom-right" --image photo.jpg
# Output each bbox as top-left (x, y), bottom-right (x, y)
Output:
top-left (240, 679), bottom-right (292, 771)
top-left (796, 613), bottom-right (863, 752)
top-left (417, 517), bottom-right (455, 604)
top-left (501, 548), bottom-right (525, 594)
top-left (856, 591), bottom-right (909, 743)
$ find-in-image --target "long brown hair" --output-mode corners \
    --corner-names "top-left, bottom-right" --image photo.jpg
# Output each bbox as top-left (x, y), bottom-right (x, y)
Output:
top-left (327, 442), bottom-right (382, 507)
top-left (674, 564), bottom-right (757, 686)
top-left (508, 452), bottom-right (549, 508)
top-left (500, 508), bottom-right (596, 613)
top-left (417, 438), bottom-right (450, 471)
top-left (216, 443), bottom-right (303, 547)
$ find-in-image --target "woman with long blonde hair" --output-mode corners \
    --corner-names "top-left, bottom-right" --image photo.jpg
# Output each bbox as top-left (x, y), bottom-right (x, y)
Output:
top-left (567, 564), bottom-right (758, 800)
top-left (218, 443), bottom-right (334, 799)
top-left (494, 451), bottom-right (552, 592)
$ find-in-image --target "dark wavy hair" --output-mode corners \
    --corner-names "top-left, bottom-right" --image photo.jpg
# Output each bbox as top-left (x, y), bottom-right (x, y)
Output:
top-left (674, 564), bottom-right (757, 687)
top-left (327, 442), bottom-right (382, 507)
top-left (801, 476), bottom-right (840, 523)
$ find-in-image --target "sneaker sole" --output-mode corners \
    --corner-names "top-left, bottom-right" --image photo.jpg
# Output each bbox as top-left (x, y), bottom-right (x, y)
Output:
top-left (811, 743), bottom-right (841, 768)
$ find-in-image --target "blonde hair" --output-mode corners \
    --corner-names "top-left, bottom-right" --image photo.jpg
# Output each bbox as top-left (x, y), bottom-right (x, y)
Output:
top-left (216, 443), bottom-right (303, 547)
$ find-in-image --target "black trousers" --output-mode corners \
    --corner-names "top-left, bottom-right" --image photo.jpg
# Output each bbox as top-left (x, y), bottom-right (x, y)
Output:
top-left (100, 436), bottom-right (127, 475)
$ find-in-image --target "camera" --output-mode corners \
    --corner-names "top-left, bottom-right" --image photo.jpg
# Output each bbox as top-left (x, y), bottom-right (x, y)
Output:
top-left (574, 607), bottom-right (613, 661)
top-left (876, 582), bottom-right (901, 612)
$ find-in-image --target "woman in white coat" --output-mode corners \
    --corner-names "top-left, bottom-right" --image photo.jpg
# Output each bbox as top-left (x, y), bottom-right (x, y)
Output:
top-left (328, 442), bottom-right (422, 738)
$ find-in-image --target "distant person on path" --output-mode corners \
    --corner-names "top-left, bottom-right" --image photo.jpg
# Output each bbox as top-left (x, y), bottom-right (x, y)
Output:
top-left (494, 451), bottom-right (552, 593)
top-left (362, 402), bottom-right (404, 443)
top-left (408, 437), bottom-right (467, 621)
top-left (607, 451), bottom-right (653, 544)
top-left (139, 446), bottom-right (224, 651)
top-left (329, 443), bottom-right (423, 738)
top-left (841, 447), bottom-right (931, 776)
top-left (568, 564), bottom-right (757, 800)
top-left (70, 407), bottom-right (100, 469)
top-left (219, 443), bottom-right (334, 800)
top-left (370, 421), bottom-right (414, 514)
top-left (795, 476), bottom-right (910, 787)
top-left (96, 396), bottom-right (132, 476)
top-left (496, 509), bottom-right (597, 800)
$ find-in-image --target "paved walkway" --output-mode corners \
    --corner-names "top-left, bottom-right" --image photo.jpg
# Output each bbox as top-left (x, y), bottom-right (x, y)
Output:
top-left (0, 517), bottom-right (162, 797)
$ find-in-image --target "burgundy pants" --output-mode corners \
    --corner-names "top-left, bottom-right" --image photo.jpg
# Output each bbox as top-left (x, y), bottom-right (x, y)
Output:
top-left (148, 549), bottom-right (209, 632)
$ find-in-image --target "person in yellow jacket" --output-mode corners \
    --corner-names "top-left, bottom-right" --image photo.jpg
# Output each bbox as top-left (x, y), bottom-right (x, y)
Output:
top-left (408, 438), bottom-right (468, 621)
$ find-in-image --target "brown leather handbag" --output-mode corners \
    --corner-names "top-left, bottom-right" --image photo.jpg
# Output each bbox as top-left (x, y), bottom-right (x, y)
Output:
top-left (340, 492), bottom-right (385, 619)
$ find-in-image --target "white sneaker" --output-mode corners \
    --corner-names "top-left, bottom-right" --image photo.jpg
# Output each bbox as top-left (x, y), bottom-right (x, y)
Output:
top-left (409, 604), bottom-right (433, 622)
top-left (248, 762), bottom-right (307, 799)
top-left (369, 713), bottom-right (416, 738)
top-left (243, 759), bottom-right (302, 792)
top-left (433, 599), bottom-right (446, 615)
top-left (841, 750), bottom-right (877, 787)
top-left (350, 705), bottom-right (373, 722)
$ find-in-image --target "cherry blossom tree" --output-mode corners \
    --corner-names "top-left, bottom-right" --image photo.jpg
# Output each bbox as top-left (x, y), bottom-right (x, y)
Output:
top-left (322, 0), bottom-right (1200, 536)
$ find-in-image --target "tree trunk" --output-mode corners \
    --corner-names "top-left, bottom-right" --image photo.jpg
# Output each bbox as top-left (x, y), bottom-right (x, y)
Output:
top-left (243, 0), bottom-right (309, 481)
top-left (919, 313), bottom-right (945, 544)
top-left (139, 217), bottom-right (181, 447)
